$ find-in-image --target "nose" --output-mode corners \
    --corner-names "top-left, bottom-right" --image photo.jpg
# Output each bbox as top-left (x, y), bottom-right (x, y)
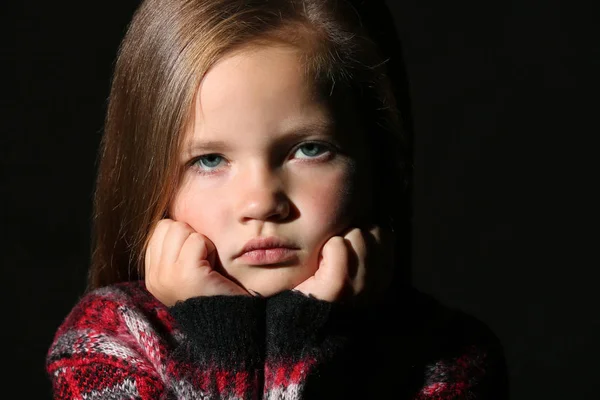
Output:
top-left (236, 162), bottom-right (290, 223)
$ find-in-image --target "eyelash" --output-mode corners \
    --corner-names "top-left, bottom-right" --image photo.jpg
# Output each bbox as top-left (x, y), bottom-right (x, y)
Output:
top-left (189, 141), bottom-right (335, 175)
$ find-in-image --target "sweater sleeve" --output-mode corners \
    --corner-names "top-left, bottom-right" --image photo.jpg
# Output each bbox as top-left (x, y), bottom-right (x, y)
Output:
top-left (168, 294), bottom-right (265, 398)
top-left (263, 290), bottom-right (359, 399)
top-left (46, 284), bottom-right (265, 399)
top-left (393, 289), bottom-right (510, 400)
top-left (411, 312), bottom-right (510, 400)
top-left (262, 289), bottom-right (510, 399)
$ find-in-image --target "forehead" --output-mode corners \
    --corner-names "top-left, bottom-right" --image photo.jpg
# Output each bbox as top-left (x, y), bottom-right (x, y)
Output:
top-left (194, 44), bottom-right (327, 130)
top-left (183, 43), bottom-right (364, 154)
top-left (199, 45), bottom-right (313, 107)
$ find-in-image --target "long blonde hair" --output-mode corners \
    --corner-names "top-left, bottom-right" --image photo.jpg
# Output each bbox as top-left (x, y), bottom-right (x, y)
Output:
top-left (89, 0), bottom-right (410, 290)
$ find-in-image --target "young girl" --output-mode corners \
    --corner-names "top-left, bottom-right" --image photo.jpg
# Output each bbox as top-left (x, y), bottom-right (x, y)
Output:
top-left (47, 0), bottom-right (508, 398)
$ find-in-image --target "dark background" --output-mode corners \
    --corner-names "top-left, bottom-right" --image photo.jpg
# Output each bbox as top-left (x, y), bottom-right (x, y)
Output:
top-left (3, 0), bottom-right (598, 398)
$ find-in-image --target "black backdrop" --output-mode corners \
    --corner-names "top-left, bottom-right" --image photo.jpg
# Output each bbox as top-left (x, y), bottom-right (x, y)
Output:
top-left (3, 0), bottom-right (598, 398)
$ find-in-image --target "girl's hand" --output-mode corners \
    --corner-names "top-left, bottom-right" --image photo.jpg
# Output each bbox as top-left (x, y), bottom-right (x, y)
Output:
top-left (144, 219), bottom-right (249, 306)
top-left (293, 226), bottom-right (394, 305)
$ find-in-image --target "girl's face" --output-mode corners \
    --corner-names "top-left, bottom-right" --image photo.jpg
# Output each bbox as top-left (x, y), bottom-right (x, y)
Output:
top-left (170, 44), bottom-right (368, 297)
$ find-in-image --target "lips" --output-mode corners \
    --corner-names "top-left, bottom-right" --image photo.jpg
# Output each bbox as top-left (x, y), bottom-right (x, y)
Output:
top-left (235, 236), bottom-right (299, 265)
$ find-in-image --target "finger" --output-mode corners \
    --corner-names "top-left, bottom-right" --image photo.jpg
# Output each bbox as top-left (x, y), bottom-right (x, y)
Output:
top-left (198, 270), bottom-right (249, 296)
top-left (343, 228), bottom-right (366, 279)
top-left (367, 225), bottom-right (381, 242)
top-left (313, 236), bottom-right (348, 300)
top-left (362, 225), bottom-right (395, 298)
top-left (343, 228), bottom-right (367, 293)
top-left (160, 221), bottom-right (194, 264)
top-left (179, 232), bottom-right (215, 270)
top-left (368, 224), bottom-right (396, 256)
top-left (145, 219), bottom-right (172, 276)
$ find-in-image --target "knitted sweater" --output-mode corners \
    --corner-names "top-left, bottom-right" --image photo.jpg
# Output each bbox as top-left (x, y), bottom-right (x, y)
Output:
top-left (46, 281), bottom-right (508, 399)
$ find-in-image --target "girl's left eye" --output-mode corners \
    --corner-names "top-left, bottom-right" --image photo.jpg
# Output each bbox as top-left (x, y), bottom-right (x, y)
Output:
top-left (293, 143), bottom-right (331, 159)
top-left (192, 154), bottom-right (225, 172)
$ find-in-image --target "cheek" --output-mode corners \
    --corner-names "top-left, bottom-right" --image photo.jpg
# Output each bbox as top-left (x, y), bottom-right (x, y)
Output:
top-left (170, 183), bottom-right (227, 236)
top-left (295, 166), bottom-right (356, 233)
top-left (310, 185), bottom-right (345, 222)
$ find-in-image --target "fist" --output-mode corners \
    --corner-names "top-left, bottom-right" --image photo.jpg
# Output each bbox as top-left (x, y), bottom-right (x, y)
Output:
top-left (144, 219), bottom-right (248, 306)
top-left (293, 225), bottom-right (394, 305)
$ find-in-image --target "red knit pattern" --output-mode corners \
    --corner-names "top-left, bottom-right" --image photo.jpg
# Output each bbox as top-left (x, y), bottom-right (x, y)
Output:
top-left (47, 281), bottom-right (501, 399)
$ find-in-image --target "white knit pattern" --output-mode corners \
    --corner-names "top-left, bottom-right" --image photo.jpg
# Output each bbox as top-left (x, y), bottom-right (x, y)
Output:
top-left (120, 304), bottom-right (169, 380)
top-left (80, 377), bottom-right (140, 399)
top-left (264, 383), bottom-right (302, 400)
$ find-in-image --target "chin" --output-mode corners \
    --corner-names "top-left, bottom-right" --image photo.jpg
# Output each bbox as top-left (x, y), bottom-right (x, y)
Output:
top-left (248, 286), bottom-right (290, 298)
top-left (235, 282), bottom-right (292, 298)
top-left (233, 269), bottom-right (315, 298)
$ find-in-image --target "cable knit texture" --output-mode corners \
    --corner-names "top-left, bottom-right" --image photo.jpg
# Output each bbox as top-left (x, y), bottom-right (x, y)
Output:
top-left (47, 281), bottom-right (508, 399)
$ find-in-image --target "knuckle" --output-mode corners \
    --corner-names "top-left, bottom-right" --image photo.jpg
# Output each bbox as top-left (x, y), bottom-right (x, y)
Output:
top-left (187, 233), bottom-right (208, 253)
top-left (369, 225), bottom-right (382, 240)
top-left (156, 218), bottom-right (170, 227)
top-left (188, 232), bottom-right (203, 243)
top-left (328, 236), bottom-right (345, 249)
top-left (334, 235), bottom-right (347, 244)
top-left (155, 218), bottom-right (171, 232)
top-left (173, 220), bottom-right (193, 232)
top-left (344, 227), bottom-right (361, 239)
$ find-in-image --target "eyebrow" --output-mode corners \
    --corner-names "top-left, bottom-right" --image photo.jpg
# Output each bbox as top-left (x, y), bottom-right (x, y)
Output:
top-left (182, 120), bottom-right (335, 155)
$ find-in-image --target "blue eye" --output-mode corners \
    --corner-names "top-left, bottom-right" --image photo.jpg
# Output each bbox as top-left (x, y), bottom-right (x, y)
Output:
top-left (194, 154), bottom-right (224, 170)
top-left (294, 143), bottom-right (329, 159)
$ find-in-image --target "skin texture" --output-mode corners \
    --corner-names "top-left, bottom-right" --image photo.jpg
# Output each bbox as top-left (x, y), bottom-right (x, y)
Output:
top-left (145, 45), bottom-right (390, 305)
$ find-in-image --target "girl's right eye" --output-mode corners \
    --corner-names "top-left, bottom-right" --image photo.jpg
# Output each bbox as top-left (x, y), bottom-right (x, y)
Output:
top-left (191, 154), bottom-right (225, 174)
